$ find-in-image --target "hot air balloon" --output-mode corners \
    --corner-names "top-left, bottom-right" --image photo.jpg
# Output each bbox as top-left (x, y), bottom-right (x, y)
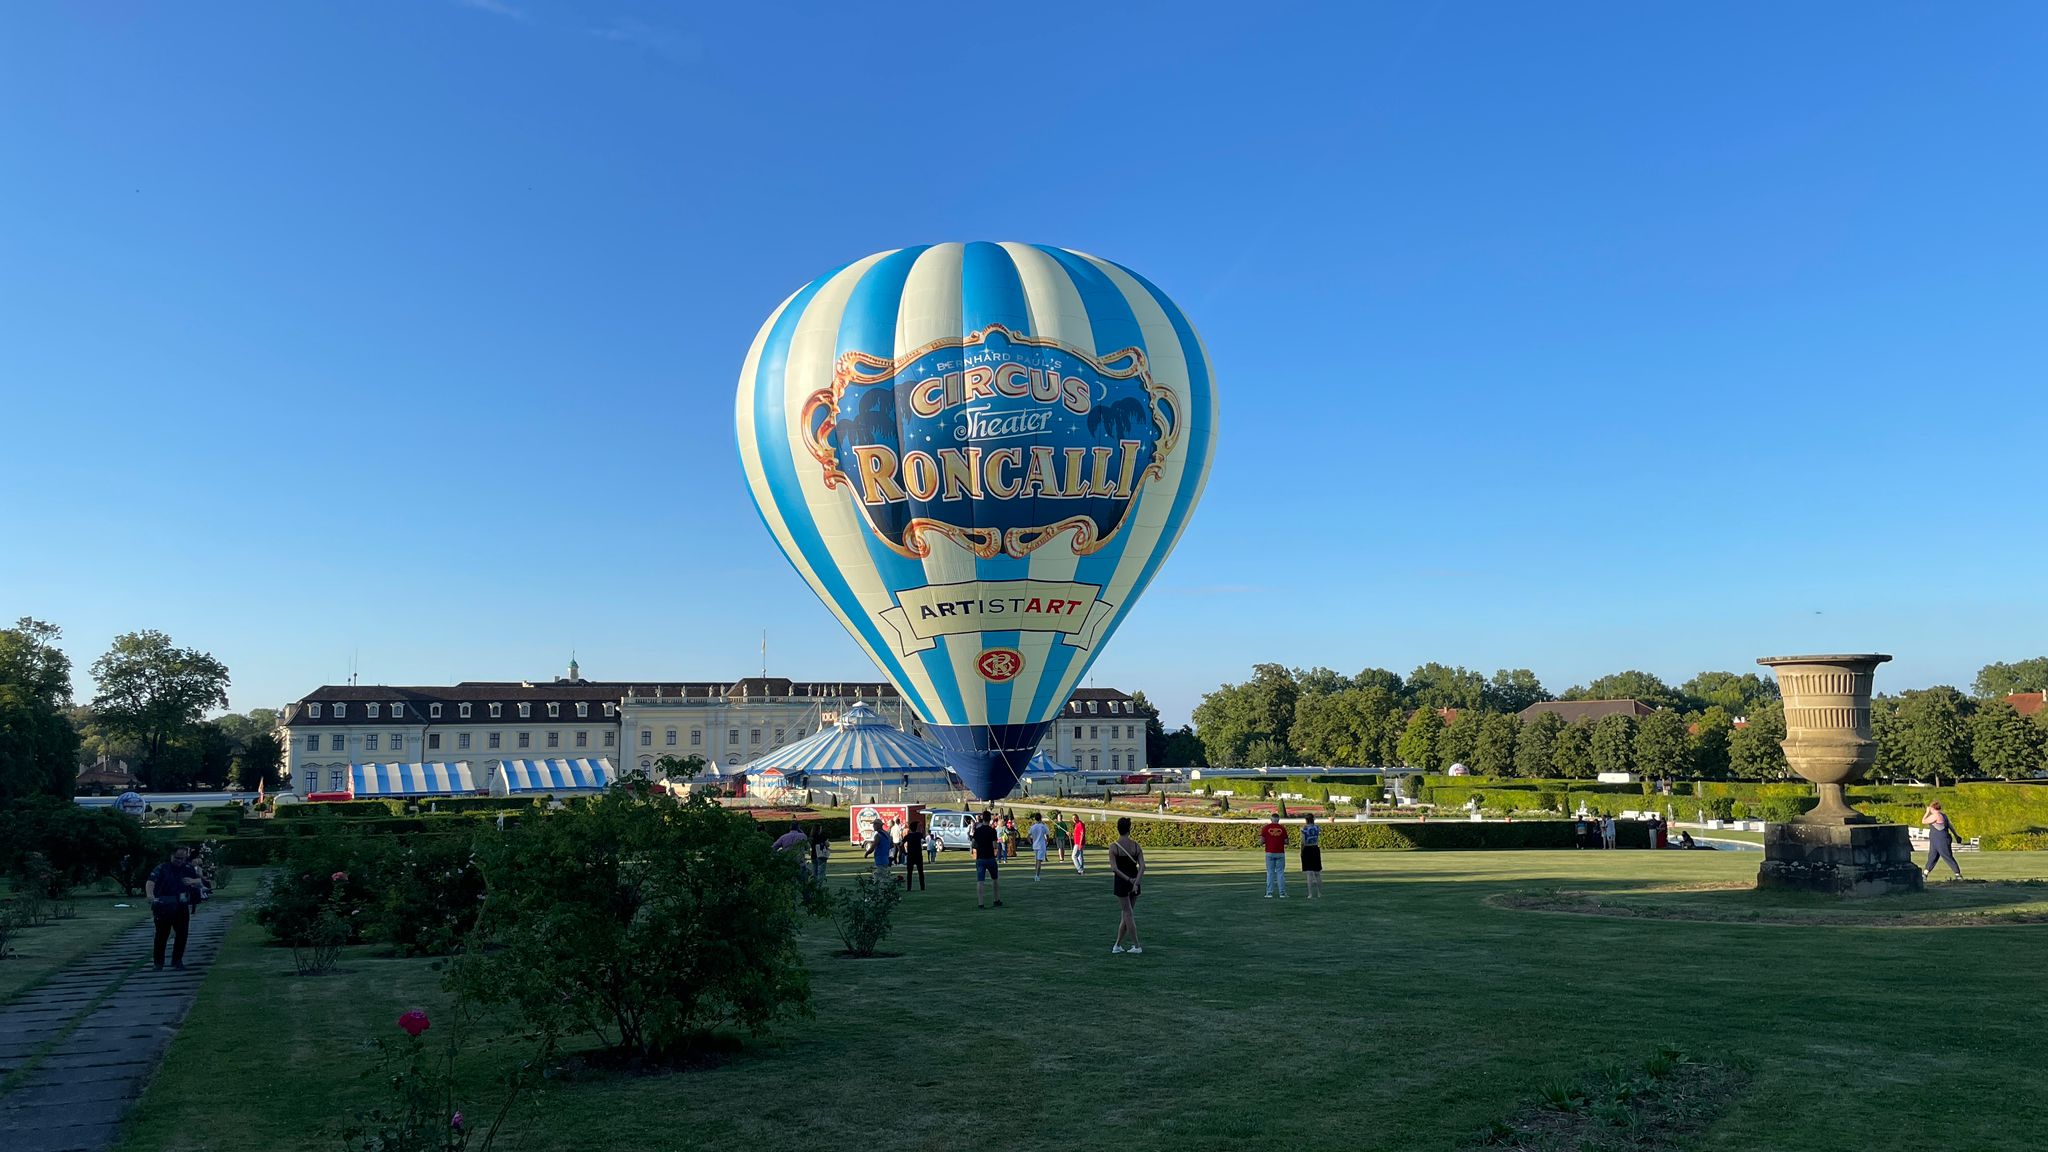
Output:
top-left (736, 243), bottom-right (1217, 800)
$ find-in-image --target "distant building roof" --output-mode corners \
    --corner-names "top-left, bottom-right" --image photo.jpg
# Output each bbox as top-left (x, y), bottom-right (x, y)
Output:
top-left (1519, 699), bottom-right (1656, 724)
top-left (2007, 691), bottom-right (2048, 718)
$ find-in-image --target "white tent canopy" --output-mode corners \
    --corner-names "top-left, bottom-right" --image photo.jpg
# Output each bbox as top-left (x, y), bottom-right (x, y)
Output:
top-left (350, 762), bottom-right (479, 797)
top-left (741, 703), bottom-right (956, 789)
top-left (493, 758), bottom-right (616, 795)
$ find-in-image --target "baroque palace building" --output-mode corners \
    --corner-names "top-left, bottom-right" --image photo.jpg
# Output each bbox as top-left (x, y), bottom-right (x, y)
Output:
top-left (278, 660), bottom-right (1149, 794)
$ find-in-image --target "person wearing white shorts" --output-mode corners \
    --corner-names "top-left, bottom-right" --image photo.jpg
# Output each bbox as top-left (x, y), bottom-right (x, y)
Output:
top-left (1028, 813), bottom-right (1050, 880)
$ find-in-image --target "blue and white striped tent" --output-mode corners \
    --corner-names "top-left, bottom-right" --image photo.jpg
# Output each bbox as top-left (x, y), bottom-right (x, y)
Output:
top-left (350, 762), bottom-right (480, 798)
top-left (1023, 752), bottom-right (1073, 778)
top-left (493, 758), bottom-right (616, 796)
top-left (741, 703), bottom-right (956, 790)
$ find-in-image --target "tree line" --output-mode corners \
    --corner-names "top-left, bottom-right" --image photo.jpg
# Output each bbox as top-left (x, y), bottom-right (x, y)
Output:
top-left (0, 618), bottom-right (282, 800)
top-left (1173, 661), bottom-right (2048, 781)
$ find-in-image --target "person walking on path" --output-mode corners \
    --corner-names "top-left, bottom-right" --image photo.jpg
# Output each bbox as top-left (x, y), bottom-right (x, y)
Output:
top-left (1110, 816), bottom-right (1146, 954)
top-left (146, 844), bottom-right (202, 970)
top-left (1923, 802), bottom-right (1965, 879)
top-left (1260, 814), bottom-right (1289, 898)
top-left (972, 811), bottom-right (1003, 908)
top-left (1600, 814), bottom-right (1617, 850)
top-left (1300, 812), bottom-right (1324, 899)
top-left (1028, 812), bottom-right (1051, 880)
top-left (1071, 815), bottom-right (1088, 874)
top-left (902, 812), bottom-right (928, 891)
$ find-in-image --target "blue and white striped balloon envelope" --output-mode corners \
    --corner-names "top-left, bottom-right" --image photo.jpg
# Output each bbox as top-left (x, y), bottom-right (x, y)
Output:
top-left (736, 243), bottom-right (1218, 800)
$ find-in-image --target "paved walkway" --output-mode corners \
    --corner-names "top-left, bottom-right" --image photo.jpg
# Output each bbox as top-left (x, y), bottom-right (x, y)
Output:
top-left (0, 903), bottom-right (237, 1152)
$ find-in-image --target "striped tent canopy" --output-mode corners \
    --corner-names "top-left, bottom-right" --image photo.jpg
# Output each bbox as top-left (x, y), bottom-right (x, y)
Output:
top-left (741, 703), bottom-right (954, 787)
top-left (350, 762), bottom-right (479, 797)
top-left (494, 758), bottom-right (616, 795)
top-left (1023, 751), bottom-right (1073, 777)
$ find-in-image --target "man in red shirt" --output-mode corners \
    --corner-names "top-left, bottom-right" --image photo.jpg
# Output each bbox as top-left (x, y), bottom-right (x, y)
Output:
top-left (1072, 816), bottom-right (1087, 874)
top-left (1259, 814), bottom-right (1288, 898)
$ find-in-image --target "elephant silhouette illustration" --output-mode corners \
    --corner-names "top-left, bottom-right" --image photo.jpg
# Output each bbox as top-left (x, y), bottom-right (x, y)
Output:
top-left (840, 386), bottom-right (900, 447)
top-left (1086, 396), bottom-right (1148, 440)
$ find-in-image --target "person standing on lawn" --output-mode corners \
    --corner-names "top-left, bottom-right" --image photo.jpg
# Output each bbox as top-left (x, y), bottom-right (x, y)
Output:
top-left (1600, 814), bottom-right (1617, 849)
top-left (1300, 812), bottom-right (1324, 899)
top-left (1028, 812), bottom-right (1051, 880)
top-left (1923, 802), bottom-right (1964, 879)
top-left (1071, 815), bottom-right (1088, 874)
top-left (902, 811), bottom-right (927, 891)
top-left (1260, 813), bottom-right (1289, 898)
top-left (808, 823), bottom-right (831, 882)
top-left (872, 817), bottom-right (894, 877)
top-left (1110, 817), bottom-right (1146, 954)
top-left (146, 844), bottom-right (202, 970)
top-left (972, 811), bottom-right (1003, 908)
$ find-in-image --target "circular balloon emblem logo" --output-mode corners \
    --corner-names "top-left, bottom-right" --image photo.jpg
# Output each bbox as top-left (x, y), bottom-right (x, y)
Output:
top-left (977, 648), bottom-right (1024, 682)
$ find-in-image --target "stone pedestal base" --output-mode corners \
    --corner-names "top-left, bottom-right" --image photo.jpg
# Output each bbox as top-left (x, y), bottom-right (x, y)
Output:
top-left (1756, 823), bottom-right (1923, 897)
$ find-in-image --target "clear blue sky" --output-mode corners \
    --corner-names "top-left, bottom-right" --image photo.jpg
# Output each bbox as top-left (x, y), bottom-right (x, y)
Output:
top-left (3, 2), bottom-right (2044, 726)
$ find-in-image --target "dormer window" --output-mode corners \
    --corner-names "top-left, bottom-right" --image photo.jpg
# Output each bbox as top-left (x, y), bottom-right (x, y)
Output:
top-left (547, 703), bottom-right (559, 718)
top-left (1088, 701), bottom-right (1097, 714)
top-left (367, 703), bottom-right (381, 719)
top-left (392, 703), bottom-right (405, 719)
top-left (430, 703), bottom-right (442, 718)
top-left (309, 703), bottom-right (323, 719)
top-left (576, 702), bottom-right (588, 717)
top-left (603, 703), bottom-right (615, 717)
top-left (459, 702), bottom-right (473, 718)
top-left (334, 703), bottom-right (347, 719)
top-left (489, 703), bottom-right (501, 718)
top-left (519, 703), bottom-right (531, 718)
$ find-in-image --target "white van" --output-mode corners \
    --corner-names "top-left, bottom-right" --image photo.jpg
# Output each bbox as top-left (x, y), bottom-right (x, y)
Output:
top-left (925, 810), bottom-right (977, 852)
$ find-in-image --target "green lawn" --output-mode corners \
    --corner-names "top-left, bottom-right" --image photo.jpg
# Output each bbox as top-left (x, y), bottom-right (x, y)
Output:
top-left (1, 885), bottom-right (152, 1004)
top-left (116, 849), bottom-right (2048, 1152)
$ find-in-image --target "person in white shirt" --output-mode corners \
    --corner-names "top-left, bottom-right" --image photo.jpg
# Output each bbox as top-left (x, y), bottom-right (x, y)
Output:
top-left (1027, 814), bottom-right (1050, 880)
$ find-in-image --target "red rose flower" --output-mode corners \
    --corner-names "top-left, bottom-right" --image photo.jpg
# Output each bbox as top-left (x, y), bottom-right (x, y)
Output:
top-left (397, 1009), bottom-right (430, 1037)
top-left (331, 871), bottom-right (349, 883)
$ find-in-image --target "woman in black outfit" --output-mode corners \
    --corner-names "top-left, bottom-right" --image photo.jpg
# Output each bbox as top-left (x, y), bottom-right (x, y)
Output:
top-left (1110, 817), bottom-right (1146, 955)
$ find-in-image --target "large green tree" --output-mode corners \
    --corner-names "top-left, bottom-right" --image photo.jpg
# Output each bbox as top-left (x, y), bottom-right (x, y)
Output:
top-left (1565, 671), bottom-right (1687, 713)
top-left (1396, 706), bottom-right (1446, 771)
top-left (1439, 708), bottom-right (1486, 770)
top-left (1688, 706), bottom-right (1736, 779)
top-left (238, 730), bottom-right (286, 791)
top-left (1551, 719), bottom-right (1595, 779)
top-left (89, 630), bottom-right (231, 788)
top-left (1190, 664), bottom-right (1299, 768)
top-left (1484, 669), bottom-right (1550, 714)
top-left (1894, 688), bottom-right (1974, 784)
top-left (1129, 691), bottom-right (1168, 771)
top-left (1351, 667), bottom-right (1405, 697)
top-left (1516, 711), bottom-right (1565, 778)
top-left (1680, 671), bottom-right (1780, 716)
top-left (1590, 714), bottom-right (1637, 776)
top-left (0, 618), bottom-right (83, 800)
top-left (1632, 709), bottom-right (1691, 779)
top-left (1290, 686), bottom-right (1402, 767)
top-left (1973, 658), bottom-right (2048, 699)
top-left (1473, 713), bottom-right (1522, 777)
top-left (1728, 701), bottom-right (1789, 780)
top-left (1404, 663), bottom-right (1487, 711)
top-left (1161, 726), bottom-right (1207, 769)
top-left (1968, 700), bottom-right (2044, 777)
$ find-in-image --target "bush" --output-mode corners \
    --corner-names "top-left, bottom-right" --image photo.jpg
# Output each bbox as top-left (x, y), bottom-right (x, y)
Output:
top-left (451, 789), bottom-right (814, 1058)
top-left (832, 871), bottom-right (901, 957)
top-left (375, 835), bottom-right (486, 957)
top-left (1082, 817), bottom-right (1642, 851)
top-left (0, 797), bottom-right (148, 887)
top-left (1981, 832), bottom-right (2048, 851)
top-left (278, 800), bottom-right (406, 819)
top-left (254, 834), bottom-right (384, 948)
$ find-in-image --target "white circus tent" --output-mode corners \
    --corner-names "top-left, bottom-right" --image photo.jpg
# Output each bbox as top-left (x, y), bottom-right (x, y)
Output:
top-left (740, 703), bottom-right (957, 795)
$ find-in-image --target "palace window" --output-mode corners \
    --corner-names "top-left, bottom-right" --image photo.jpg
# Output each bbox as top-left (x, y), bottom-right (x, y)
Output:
top-left (603, 731), bottom-right (614, 747)
top-left (518, 703), bottom-right (531, 718)
top-left (330, 768), bottom-right (345, 791)
top-left (1090, 726), bottom-right (1098, 739)
top-left (728, 729), bottom-right (739, 745)
top-left (334, 703), bottom-right (347, 719)
top-left (691, 730), bottom-right (702, 746)
top-left (518, 732), bottom-right (531, 749)
top-left (428, 734), bottom-right (441, 750)
top-left (390, 732), bottom-right (403, 749)
top-left (576, 703), bottom-right (588, 718)
top-left (330, 734), bottom-right (344, 751)
top-left (458, 732), bottom-right (472, 750)
top-left (309, 703), bottom-right (322, 718)
top-left (306, 734), bottom-right (320, 752)
top-left (603, 703), bottom-right (615, 717)
top-left (547, 731), bottom-right (560, 748)
top-left (576, 731), bottom-right (588, 748)
top-left (1073, 726), bottom-right (1081, 739)
top-left (774, 727), bottom-right (785, 744)
top-left (488, 703), bottom-right (500, 717)
top-left (429, 703), bottom-right (442, 718)
top-left (489, 732), bottom-right (501, 749)
top-left (641, 729), bottom-right (652, 746)
top-left (1090, 754), bottom-right (1099, 769)
top-left (666, 728), bottom-right (677, 746)
top-left (1112, 753), bottom-right (1121, 770)
top-left (368, 703), bottom-right (380, 719)
top-left (750, 728), bottom-right (761, 744)
top-left (460, 703), bottom-right (473, 718)
top-left (547, 703), bottom-right (559, 718)
top-left (392, 703), bottom-right (405, 719)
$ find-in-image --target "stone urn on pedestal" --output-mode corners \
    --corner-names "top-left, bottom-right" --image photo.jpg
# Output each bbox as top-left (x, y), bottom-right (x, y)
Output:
top-left (1753, 654), bottom-right (1923, 896)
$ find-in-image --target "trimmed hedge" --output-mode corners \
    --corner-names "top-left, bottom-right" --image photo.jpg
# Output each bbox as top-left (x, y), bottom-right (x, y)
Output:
top-left (1042, 815), bottom-right (1649, 851)
top-left (278, 800), bottom-right (406, 819)
top-left (1191, 776), bottom-right (1383, 803)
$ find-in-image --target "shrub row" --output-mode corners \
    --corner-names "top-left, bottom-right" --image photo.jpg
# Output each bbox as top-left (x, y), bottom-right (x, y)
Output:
top-left (1189, 776), bottom-right (1382, 802)
top-left (1062, 816), bottom-right (1649, 851)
